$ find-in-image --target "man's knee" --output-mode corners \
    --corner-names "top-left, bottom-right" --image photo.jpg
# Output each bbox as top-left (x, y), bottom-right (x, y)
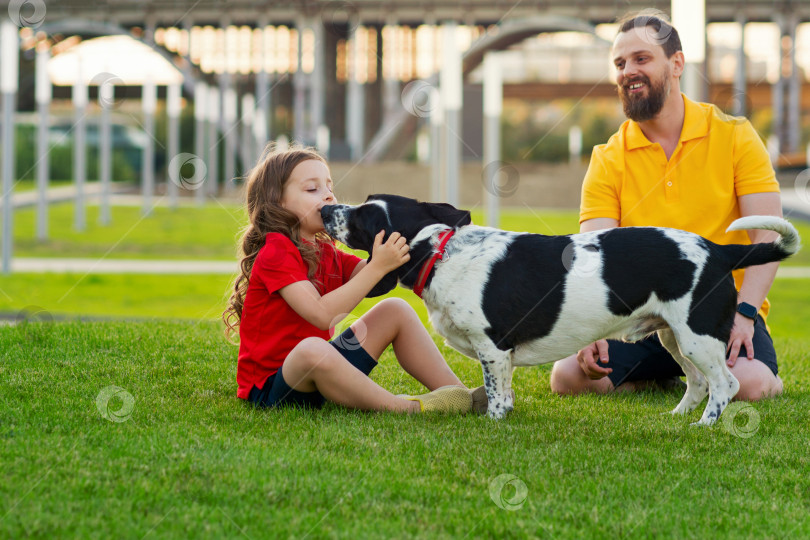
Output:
top-left (735, 374), bottom-right (783, 402)
top-left (550, 356), bottom-right (588, 395)
top-left (732, 360), bottom-right (783, 402)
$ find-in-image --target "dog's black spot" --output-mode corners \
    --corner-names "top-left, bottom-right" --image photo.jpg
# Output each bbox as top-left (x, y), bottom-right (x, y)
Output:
top-left (482, 234), bottom-right (572, 350)
top-left (686, 240), bottom-right (737, 342)
top-left (600, 228), bottom-right (695, 315)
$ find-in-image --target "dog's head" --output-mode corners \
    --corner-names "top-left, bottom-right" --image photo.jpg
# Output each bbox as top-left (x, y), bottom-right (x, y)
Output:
top-left (320, 194), bottom-right (472, 296)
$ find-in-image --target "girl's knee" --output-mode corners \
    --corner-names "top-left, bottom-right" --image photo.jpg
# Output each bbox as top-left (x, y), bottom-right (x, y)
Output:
top-left (288, 337), bottom-right (334, 370)
top-left (377, 296), bottom-right (413, 316)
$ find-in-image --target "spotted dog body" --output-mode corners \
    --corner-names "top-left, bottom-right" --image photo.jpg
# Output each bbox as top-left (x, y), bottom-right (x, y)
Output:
top-left (321, 195), bottom-right (800, 424)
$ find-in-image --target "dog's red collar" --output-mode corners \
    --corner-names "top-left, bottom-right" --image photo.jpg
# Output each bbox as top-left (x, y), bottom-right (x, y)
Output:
top-left (413, 229), bottom-right (455, 299)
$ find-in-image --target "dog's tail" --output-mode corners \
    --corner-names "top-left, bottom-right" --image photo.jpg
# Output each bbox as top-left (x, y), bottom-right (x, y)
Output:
top-left (716, 216), bottom-right (801, 270)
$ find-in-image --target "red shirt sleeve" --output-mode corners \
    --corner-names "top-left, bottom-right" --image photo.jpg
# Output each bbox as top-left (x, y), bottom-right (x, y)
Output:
top-left (253, 233), bottom-right (309, 293)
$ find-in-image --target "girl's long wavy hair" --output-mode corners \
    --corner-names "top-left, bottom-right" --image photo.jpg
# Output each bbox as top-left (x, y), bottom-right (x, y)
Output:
top-left (223, 144), bottom-right (330, 340)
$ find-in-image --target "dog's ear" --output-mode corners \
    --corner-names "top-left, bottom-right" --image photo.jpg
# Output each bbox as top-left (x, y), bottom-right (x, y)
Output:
top-left (425, 202), bottom-right (472, 228)
top-left (365, 257), bottom-right (398, 297)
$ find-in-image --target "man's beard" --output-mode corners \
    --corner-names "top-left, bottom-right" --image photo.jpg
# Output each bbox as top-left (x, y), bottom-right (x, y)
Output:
top-left (619, 67), bottom-right (670, 122)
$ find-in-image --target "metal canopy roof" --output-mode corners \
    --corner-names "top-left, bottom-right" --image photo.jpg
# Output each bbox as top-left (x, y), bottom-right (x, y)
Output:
top-left (3, 0), bottom-right (809, 28)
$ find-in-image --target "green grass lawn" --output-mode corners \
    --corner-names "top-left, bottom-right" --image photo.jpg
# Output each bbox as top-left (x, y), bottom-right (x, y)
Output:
top-left (2, 205), bottom-right (809, 537)
top-left (12, 202), bottom-right (247, 260)
top-left (2, 276), bottom-right (810, 537)
top-left (11, 202), bottom-right (810, 267)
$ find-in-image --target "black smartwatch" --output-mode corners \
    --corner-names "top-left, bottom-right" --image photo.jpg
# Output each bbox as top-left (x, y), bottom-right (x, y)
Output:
top-left (736, 302), bottom-right (759, 322)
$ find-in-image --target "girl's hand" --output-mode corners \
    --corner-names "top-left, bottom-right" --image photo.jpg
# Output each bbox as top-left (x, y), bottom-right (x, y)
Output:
top-left (370, 230), bottom-right (410, 273)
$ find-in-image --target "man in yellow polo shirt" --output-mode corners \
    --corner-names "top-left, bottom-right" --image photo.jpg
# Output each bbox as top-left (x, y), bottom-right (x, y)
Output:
top-left (549, 13), bottom-right (784, 401)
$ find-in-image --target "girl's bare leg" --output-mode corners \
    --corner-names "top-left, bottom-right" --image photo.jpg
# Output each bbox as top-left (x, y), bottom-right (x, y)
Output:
top-left (351, 297), bottom-right (465, 391)
top-left (281, 337), bottom-right (420, 412)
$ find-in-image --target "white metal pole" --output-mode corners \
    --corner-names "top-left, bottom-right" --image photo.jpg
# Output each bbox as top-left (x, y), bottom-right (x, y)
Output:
top-left (253, 105), bottom-right (267, 165)
top-left (733, 14), bottom-right (747, 117)
top-left (316, 125), bottom-right (330, 158)
top-left (141, 75), bottom-right (156, 215)
top-left (207, 86), bottom-right (220, 197)
top-left (483, 52), bottom-right (502, 228)
top-left (73, 55), bottom-right (88, 231)
top-left (568, 125), bottom-right (583, 165)
top-left (311, 17), bottom-right (326, 146)
top-left (441, 22), bottom-right (462, 206)
top-left (194, 82), bottom-right (207, 205)
top-left (223, 87), bottom-right (237, 194)
top-left (167, 82), bottom-right (181, 209)
top-left (35, 44), bottom-right (51, 239)
top-left (240, 93), bottom-right (255, 172)
top-left (672, 0), bottom-right (706, 102)
top-left (345, 21), bottom-right (365, 160)
top-left (1, 20), bottom-right (19, 274)
top-left (293, 16), bottom-right (307, 144)
top-left (98, 76), bottom-right (113, 225)
top-left (429, 87), bottom-right (444, 203)
top-left (255, 16), bottom-right (271, 152)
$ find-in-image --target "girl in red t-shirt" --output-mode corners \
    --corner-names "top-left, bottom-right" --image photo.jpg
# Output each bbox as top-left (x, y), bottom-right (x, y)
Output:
top-left (223, 145), bottom-right (475, 413)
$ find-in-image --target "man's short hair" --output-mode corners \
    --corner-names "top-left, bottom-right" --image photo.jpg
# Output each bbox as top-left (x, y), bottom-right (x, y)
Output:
top-left (616, 12), bottom-right (682, 58)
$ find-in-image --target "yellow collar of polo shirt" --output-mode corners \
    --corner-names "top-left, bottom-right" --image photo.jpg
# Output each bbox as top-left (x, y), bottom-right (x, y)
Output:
top-left (624, 93), bottom-right (710, 151)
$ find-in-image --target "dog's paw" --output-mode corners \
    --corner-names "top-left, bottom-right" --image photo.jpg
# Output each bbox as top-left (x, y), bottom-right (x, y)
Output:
top-left (486, 397), bottom-right (512, 419)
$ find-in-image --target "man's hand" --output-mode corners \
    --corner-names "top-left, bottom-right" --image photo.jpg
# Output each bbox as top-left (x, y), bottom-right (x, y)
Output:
top-left (727, 313), bottom-right (755, 367)
top-left (368, 230), bottom-right (410, 274)
top-left (577, 339), bottom-right (612, 379)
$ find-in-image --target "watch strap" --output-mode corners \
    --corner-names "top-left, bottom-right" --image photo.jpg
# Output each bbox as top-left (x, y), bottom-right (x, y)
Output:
top-left (736, 302), bottom-right (758, 321)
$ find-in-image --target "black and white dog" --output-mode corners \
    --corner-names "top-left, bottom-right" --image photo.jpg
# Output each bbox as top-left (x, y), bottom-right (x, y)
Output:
top-left (321, 195), bottom-right (800, 425)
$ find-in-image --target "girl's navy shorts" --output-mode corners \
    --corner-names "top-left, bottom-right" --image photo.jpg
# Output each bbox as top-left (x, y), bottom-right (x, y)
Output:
top-left (605, 316), bottom-right (778, 388)
top-left (247, 328), bottom-right (377, 409)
